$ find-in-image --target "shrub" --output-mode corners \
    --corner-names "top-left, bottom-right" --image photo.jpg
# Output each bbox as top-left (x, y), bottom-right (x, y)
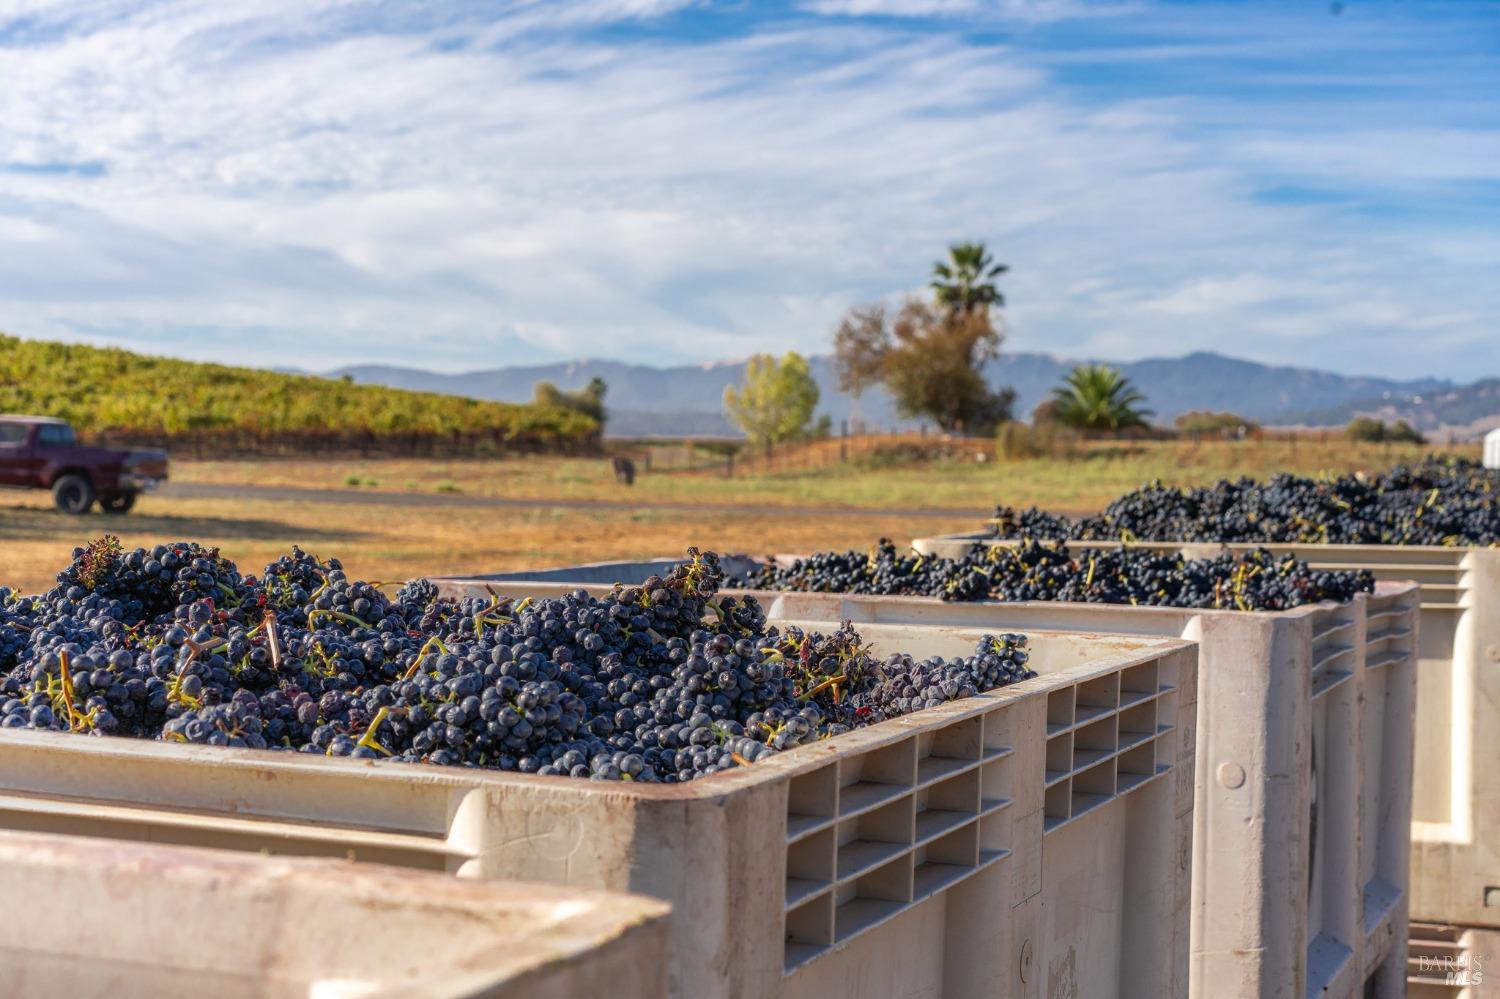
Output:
top-left (1387, 420), bottom-right (1426, 444)
top-left (1346, 417), bottom-right (1387, 442)
top-left (1346, 417), bottom-right (1426, 445)
top-left (1175, 411), bottom-right (1258, 437)
top-left (995, 420), bottom-right (1081, 461)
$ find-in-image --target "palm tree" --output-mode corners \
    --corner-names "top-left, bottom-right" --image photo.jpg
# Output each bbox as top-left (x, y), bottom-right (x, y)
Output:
top-left (1050, 364), bottom-right (1153, 432)
top-left (930, 242), bottom-right (1008, 315)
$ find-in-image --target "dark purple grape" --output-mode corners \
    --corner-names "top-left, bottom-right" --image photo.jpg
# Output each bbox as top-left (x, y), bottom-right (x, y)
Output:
top-left (1, 543), bottom-right (1034, 782)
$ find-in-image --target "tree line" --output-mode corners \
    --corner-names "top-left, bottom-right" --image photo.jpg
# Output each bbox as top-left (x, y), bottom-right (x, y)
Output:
top-left (720, 242), bottom-right (1155, 448)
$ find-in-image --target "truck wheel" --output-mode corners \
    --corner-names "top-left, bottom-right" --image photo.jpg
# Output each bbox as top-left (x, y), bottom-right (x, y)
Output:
top-left (52, 474), bottom-right (96, 515)
top-left (100, 491), bottom-right (137, 515)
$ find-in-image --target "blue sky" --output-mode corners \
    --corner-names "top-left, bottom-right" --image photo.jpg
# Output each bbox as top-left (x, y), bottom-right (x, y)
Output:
top-left (0, 0), bottom-right (1496, 380)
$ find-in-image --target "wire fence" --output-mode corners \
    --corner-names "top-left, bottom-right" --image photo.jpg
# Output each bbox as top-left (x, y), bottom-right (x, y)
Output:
top-left (602, 424), bottom-right (1471, 483)
top-left (605, 429), bottom-right (992, 479)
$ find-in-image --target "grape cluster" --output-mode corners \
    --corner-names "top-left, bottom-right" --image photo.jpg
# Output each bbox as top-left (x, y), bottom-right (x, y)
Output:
top-left (991, 457), bottom-right (1500, 547)
top-left (758, 623), bottom-right (1033, 733)
top-left (0, 589), bottom-right (36, 671)
top-left (0, 539), bottom-right (1034, 782)
top-left (732, 539), bottom-right (1373, 610)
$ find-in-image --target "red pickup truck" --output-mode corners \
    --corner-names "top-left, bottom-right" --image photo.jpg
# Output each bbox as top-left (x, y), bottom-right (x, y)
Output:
top-left (0, 416), bottom-right (168, 515)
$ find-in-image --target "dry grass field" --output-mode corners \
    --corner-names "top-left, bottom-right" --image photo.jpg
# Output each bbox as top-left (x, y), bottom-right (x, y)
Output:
top-left (177, 437), bottom-right (1461, 509)
top-left (0, 492), bottom-right (978, 595)
top-left (0, 437), bottom-right (1478, 594)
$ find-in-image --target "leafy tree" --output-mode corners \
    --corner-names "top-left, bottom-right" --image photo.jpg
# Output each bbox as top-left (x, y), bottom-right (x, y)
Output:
top-left (723, 352), bottom-right (821, 449)
top-left (833, 299), bottom-right (1013, 434)
top-left (833, 242), bottom-right (1015, 434)
top-left (534, 376), bottom-right (607, 425)
top-left (832, 303), bottom-right (889, 400)
top-left (930, 242), bottom-right (1007, 316)
top-left (1050, 364), bottom-right (1152, 432)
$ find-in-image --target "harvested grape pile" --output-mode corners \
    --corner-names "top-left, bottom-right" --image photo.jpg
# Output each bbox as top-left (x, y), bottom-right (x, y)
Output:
top-left (0, 539), bottom-right (1034, 782)
top-left (990, 458), bottom-right (1500, 547)
top-left (732, 539), bottom-right (1374, 610)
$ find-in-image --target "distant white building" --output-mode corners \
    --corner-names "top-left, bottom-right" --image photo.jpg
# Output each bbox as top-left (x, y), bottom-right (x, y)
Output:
top-left (1486, 427), bottom-right (1500, 469)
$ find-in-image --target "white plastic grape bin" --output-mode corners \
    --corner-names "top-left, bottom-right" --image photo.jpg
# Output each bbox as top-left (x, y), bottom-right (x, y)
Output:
top-left (435, 564), bottom-right (1420, 999)
top-left (0, 622), bottom-right (1197, 999)
top-left (917, 532), bottom-right (1500, 936)
top-left (0, 829), bottom-right (671, 999)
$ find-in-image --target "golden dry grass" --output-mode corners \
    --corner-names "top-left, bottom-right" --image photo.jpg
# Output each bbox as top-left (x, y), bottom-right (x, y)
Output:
top-left (0, 492), bottom-right (975, 595)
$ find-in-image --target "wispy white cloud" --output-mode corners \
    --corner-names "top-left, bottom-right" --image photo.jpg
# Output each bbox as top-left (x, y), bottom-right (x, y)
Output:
top-left (802, 0), bottom-right (1136, 21)
top-left (0, 0), bottom-right (1495, 379)
top-left (1234, 129), bottom-right (1500, 185)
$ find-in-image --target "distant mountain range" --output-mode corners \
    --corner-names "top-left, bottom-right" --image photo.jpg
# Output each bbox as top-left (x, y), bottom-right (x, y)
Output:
top-left (1284, 379), bottom-right (1500, 439)
top-left (326, 351), bottom-right (1498, 440)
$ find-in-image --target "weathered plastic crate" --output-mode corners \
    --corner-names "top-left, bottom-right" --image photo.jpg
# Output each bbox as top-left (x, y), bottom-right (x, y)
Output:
top-left (0, 829), bottom-right (670, 998)
top-left (0, 623), bottom-right (1196, 999)
top-left (436, 565), bottom-right (1419, 998)
top-left (918, 532), bottom-right (1500, 932)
